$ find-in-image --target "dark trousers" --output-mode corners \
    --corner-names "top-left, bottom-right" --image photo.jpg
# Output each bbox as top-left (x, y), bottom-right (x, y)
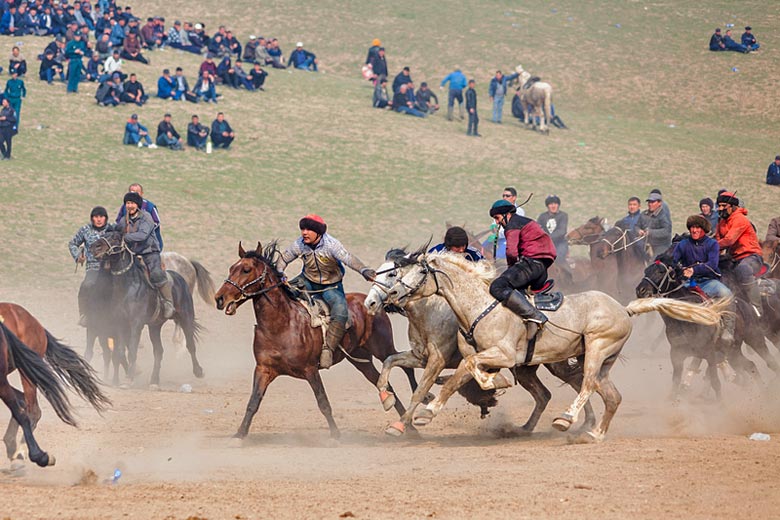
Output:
top-left (0, 127), bottom-right (12, 158)
top-left (489, 257), bottom-right (548, 301)
top-left (212, 135), bottom-right (234, 149)
top-left (448, 88), bottom-right (463, 107)
top-left (467, 110), bottom-right (479, 134)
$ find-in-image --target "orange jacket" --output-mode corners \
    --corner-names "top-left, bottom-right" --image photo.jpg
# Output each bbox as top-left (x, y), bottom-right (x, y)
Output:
top-left (716, 207), bottom-right (762, 260)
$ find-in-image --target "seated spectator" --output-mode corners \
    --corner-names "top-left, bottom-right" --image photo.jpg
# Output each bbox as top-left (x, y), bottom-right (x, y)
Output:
top-left (368, 47), bottom-right (388, 81)
top-left (38, 7), bottom-right (54, 36)
top-left (157, 69), bottom-right (177, 99)
top-left (103, 50), bottom-right (126, 81)
top-left (109, 17), bottom-right (126, 47)
top-left (156, 113), bottom-right (183, 150)
top-left (140, 17), bottom-right (160, 49)
top-left (121, 33), bottom-right (149, 64)
top-left (65, 21), bottom-right (79, 41)
top-left (767, 155), bottom-right (780, 186)
top-left (393, 66), bottom-right (412, 93)
top-left (288, 42), bottom-right (318, 72)
top-left (84, 52), bottom-right (103, 82)
top-left (249, 62), bottom-right (267, 90)
top-left (168, 20), bottom-right (200, 54)
top-left (255, 38), bottom-right (278, 68)
top-left (123, 114), bottom-right (155, 148)
top-left (193, 71), bottom-right (218, 103)
top-left (39, 49), bottom-right (64, 84)
top-left (208, 34), bottom-right (229, 58)
top-left (95, 10), bottom-right (111, 36)
top-left (122, 73), bottom-right (148, 106)
top-left (153, 17), bottom-right (168, 48)
top-left (193, 22), bottom-right (210, 48)
top-left (373, 76), bottom-right (391, 109)
top-left (266, 38), bottom-right (286, 68)
top-left (9, 47), bottom-right (27, 77)
top-left (94, 33), bottom-right (113, 59)
top-left (405, 81), bottom-right (416, 104)
top-left (392, 84), bottom-right (425, 117)
top-left (0, 6), bottom-right (17, 36)
top-left (174, 67), bottom-right (195, 101)
top-left (95, 74), bottom-right (122, 106)
top-left (211, 112), bottom-right (235, 149)
top-left (415, 82), bottom-right (439, 114)
top-left (25, 7), bottom-right (47, 36)
top-left (723, 29), bottom-right (749, 53)
top-left (741, 26), bottom-right (759, 52)
top-left (14, 4), bottom-right (31, 35)
top-left (199, 54), bottom-right (217, 80)
top-left (709, 28), bottom-right (726, 51)
top-left (243, 35), bottom-right (261, 63)
top-left (216, 55), bottom-right (235, 86)
top-left (233, 60), bottom-right (255, 90)
top-left (187, 114), bottom-right (209, 150)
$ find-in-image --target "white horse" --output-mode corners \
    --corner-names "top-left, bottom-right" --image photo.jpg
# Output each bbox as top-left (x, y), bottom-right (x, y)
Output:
top-left (516, 66), bottom-right (553, 134)
top-left (161, 252), bottom-right (215, 347)
top-left (386, 252), bottom-right (728, 442)
top-left (364, 249), bottom-right (595, 437)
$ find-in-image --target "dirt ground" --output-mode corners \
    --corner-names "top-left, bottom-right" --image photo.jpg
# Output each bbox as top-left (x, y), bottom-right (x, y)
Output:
top-left (1, 289), bottom-right (779, 520)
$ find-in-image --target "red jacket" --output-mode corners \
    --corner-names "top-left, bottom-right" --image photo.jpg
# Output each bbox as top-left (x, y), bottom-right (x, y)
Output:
top-left (716, 207), bottom-right (761, 260)
top-left (504, 214), bottom-right (557, 267)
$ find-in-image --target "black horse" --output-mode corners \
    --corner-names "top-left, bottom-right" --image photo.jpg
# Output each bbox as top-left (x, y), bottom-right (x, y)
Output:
top-left (83, 268), bottom-right (129, 381)
top-left (90, 231), bottom-right (204, 387)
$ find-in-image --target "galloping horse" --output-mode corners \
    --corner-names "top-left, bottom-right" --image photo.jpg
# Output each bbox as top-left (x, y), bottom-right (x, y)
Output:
top-left (0, 303), bottom-right (110, 466)
top-left (214, 242), bottom-right (419, 439)
top-left (591, 225), bottom-right (648, 302)
top-left (90, 231), bottom-right (204, 387)
top-left (385, 252), bottom-right (726, 441)
top-left (567, 216), bottom-right (619, 295)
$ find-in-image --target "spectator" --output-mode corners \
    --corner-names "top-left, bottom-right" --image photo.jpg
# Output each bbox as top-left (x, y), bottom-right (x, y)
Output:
top-left (644, 192), bottom-right (672, 257)
top-left (122, 73), bottom-right (148, 106)
top-left (103, 50), bottom-right (126, 81)
top-left (168, 20), bottom-right (199, 54)
top-left (766, 216), bottom-right (780, 243)
top-left (392, 66), bottom-right (412, 93)
top-left (288, 42), bottom-right (318, 72)
top-left (122, 32), bottom-right (149, 64)
top-left (174, 67), bottom-right (195, 101)
top-left (123, 114), bottom-right (155, 148)
top-left (233, 60), bottom-right (255, 90)
top-left (95, 74), bottom-right (122, 106)
top-left (9, 46), bottom-right (26, 76)
top-left (709, 28), bottom-right (726, 51)
top-left (249, 62), bottom-right (267, 91)
top-left (194, 70), bottom-right (218, 103)
top-left (109, 16), bottom-right (126, 47)
top-left (199, 54), bottom-right (217, 80)
top-left (615, 196), bottom-right (648, 232)
top-left (699, 197), bottom-right (718, 234)
top-left (157, 68), bottom-right (176, 99)
top-left (440, 67), bottom-right (467, 121)
top-left (243, 35), bottom-right (261, 63)
top-left (0, 98), bottom-right (16, 160)
top-left (84, 52), bottom-right (103, 82)
top-left (225, 31), bottom-right (241, 57)
top-left (39, 49), bottom-right (64, 84)
top-left (4, 70), bottom-right (25, 124)
top-left (255, 38), bottom-right (278, 68)
top-left (208, 33), bottom-right (229, 58)
top-left (216, 55), bottom-right (235, 86)
top-left (140, 17), bottom-right (160, 49)
top-left (723, 29), bottom-right (749, 53)
top-left (373, 76), bottom-right (391, 109)
top-left (415, 82), bottom-right (439, 114)
top-left (367, 46), bottom-right (388, 81)
top-left (211, 112), bottom-right (235, 149)
top-left (266, 38), bottom-right (286, 68)
top-left (767, 155), bottom-right (780, 186)
top-left (94, 33), bottom-right (112, 59)
top-left (392, 84), bottom-right (425, 117)
top-left (153, 17), bottom-right (168, 48)
top-left (366, 38), bottom-right (381, 65)
top-left (187, 114), bottom-right (209, 150)
top-left (64, 31), bottom-right (87, 93)
top-left (0, 6), bottom-right (17, 36)
top-left (466, 78), bottom-right (480, 136)
top-left (156, 113), bottom-right (183, 150)
top-left (649, 188), bottom-right (672, 223)
top-left (488, 70), bottom-right (519, 123)
top-left (741, 26), bottom-right (759, 52)
top-left (537, 195), bottom-right (569, 261)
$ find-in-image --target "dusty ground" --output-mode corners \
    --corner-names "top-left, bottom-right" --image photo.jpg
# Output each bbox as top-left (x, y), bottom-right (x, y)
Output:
top-left (1, 289), bottom-right (779, 520)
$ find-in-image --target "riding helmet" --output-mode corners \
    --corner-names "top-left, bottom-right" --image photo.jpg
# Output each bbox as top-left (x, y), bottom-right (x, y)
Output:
top-left (299, 214), bottom-right (327, 235)
top-left (489, 199), bottom-right (517, 217)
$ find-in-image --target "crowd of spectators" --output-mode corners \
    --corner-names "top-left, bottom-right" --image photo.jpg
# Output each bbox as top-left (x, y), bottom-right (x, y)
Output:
top-left (122, 110), bottom-right (234, 151)
top-left (709, 26), bottom-right (760, 53)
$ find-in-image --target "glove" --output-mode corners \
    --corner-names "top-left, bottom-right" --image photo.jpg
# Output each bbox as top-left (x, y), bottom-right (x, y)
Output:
top-left (360, 268), bottom-right (377, 282)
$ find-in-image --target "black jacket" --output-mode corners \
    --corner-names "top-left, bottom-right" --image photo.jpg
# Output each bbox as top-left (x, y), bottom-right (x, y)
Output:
top-left (466, 87), bottom-right (477, 110)
top-left (157, 121), bottom-right (180, 141)
top-left (392, 91), bottom-right (409, 111)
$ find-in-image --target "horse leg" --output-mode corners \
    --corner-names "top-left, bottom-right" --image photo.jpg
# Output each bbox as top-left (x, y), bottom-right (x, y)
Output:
top-left (126, 326), bottom-right (143, 380)
top-left (387, 352), bottom-right (445, 437)
top-left (304, 369), bottom-right (340, 439)
top-left (376, 350), bottom-right (424, 411)
top-left (2, 387), bottom-right (23, 461)
top-left (583, 360), bottom-right (622, 442)
top-left (235, 366), bottom-right (276, 439)
top-left (85, 328), bottom-right (96, 363)
top-left (513, 365), bottom-right (551, 433)
top-left (0, 380), bottom-right (51, 467)
top-left (705, 357), bottom-right (722, 400)
top-left (348, 347), bottom-right (409, 420)
top-left (545, 359), bottom-right (597, 432)
top-left (182, 320), bottom-right (204, 379)
top-left (415, 358), bottom-right (475, 426)
top-left (148, 324), bottom-right (164, 387)
top-left (99, 336), bottom-right (111, 382)
top-left (747, 337), bottom-right (780, 373)
top-left (669, 346), bottom-right (687, 400)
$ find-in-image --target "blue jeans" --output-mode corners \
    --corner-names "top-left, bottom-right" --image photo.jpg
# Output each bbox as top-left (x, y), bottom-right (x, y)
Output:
top-left (197, 85), bottom-right (217, 102)
top-left (693, 278), bottom-right (733, 299)
top-left (296, 57), bottom-right (317, 71)
top-left (397, 106), bottom-right (426, 118)
top-left (492, 95), bottom-right (505, 122)
top-left (302, 278), bottom-right (348, 326)
top-left (448, 88), bottom-right (463, 108)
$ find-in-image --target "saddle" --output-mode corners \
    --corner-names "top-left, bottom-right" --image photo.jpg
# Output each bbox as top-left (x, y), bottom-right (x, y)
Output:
top-left (286, 276), bottom-right (351, 332)
top-left (525, 279), bottom-right (564, 311)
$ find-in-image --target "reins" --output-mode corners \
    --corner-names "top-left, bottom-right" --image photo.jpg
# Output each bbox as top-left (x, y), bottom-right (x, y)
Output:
top-left (600, 228), bottom-right (646, 256)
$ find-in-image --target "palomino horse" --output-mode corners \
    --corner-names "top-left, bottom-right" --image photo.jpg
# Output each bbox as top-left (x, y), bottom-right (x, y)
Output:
top-left (90, 231), bottom-right (204, 387)
top-left (364, 249), bottom-right (595, 437)
top-left (214, 242), bottom-right (419, 439)
top-left (385, 252), bottom-right (726, 441)
top-left (0, 303), bottom-right (110, 466)
top-left (517, 68), bottom-right (553, 134)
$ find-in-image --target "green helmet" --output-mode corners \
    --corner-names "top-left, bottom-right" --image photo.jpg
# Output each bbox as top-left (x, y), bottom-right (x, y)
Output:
top-left (489, 199), bottom-right (516, 217)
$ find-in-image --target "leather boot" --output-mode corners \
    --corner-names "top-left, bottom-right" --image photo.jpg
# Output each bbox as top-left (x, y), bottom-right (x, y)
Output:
top-left (158, 281), bottom-right (175, 319)
top-left (745, 282), bottom-right (762, 318)
top-left (719, 308), bottom-right (736, 344)
top-left (447, 105), bottom-right (453, 121)
top-left (503, 290), bottom-right (547, 341)
top-left (321, 321), bottom-right (347, 370)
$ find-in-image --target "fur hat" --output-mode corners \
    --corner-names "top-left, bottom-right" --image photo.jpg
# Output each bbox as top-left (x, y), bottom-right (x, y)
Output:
top-left (686, 215), bottom-right (711, 234)
top-left (299, 214), bottom-right (327, 235)
top-left (444, 227), bottom-right (469, 249)
top-left (489, 200), bottom-right (517, 217)
top-left (123, 192), bottom-right (143, 208)
top-left (717, 192), bottom-right (739, 207)
top-left (90, 206), bottom-right (108, 219)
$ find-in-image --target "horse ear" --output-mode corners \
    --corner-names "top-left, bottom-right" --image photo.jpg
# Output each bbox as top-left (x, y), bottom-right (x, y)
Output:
top-left (255, 241), bottom-right (263, 255)
top-left (238, 241), bottom-right (246, 258)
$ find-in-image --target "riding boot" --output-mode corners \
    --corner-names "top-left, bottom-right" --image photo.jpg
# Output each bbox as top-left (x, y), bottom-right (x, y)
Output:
top-left (447, 105), bottom-right (453, 121)
top-left (458, 104), bottom-right (464, 120)
top-left (158, 281), bottom-right (175, 319)
top-left (719, 309), bottom-right (736, 344)
top-left (745, 282), bottom-right (762, 318)
top-left (321, 321), bottom-right (347, 370)
top-left (503, 290), bottom-right (548, 341)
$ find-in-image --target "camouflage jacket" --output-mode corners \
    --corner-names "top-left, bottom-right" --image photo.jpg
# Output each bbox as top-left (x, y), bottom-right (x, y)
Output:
top-left (68, 223), bottom-right (111, 271)
top-left (278, 233), bottom-right (367, 285)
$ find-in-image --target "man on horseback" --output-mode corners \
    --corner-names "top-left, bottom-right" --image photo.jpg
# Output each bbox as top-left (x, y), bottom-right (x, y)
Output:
top-left (487, 199), bottom-right (556, 337)
top-left (715, 192), bottom-right (764, 317)
top-left (672, 215), bottom-right (735, 342)
top-left (278, 215), bottom-right (377, 369)
top-left (68, 206), bottom-right (112, 327)
top-left (117, 191), bottom-right (175, 319)
top-left (428, 226), bottom-right (484, 262)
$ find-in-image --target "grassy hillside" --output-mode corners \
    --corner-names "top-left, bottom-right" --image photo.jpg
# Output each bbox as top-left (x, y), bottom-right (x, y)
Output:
top-left (2, 0), bottom-right (779, 291)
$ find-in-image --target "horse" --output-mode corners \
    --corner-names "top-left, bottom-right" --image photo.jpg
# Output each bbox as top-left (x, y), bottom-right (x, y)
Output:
top-left (566, 216), bottom-right (620, 295)
top-left (0, 302), bottom-right (110, 466)
top-left (90, 231), bottom-right (204, 387)
top-left (761, 239), bottom-right (780, 279)
top-left (364, 248), bottom-right (595, 437)
top-left (517, 69), bottom-right (553, 134)
top-left (214, 241), bottom-right (419, 439)
top-left (161, 251), bottom-right (216, 349)
top-left (82, 268), bottom-right (125, 381)
top-left (590, 224), bottom-right (648, 302)
top-left (384, 252), bottom-right (727, 442)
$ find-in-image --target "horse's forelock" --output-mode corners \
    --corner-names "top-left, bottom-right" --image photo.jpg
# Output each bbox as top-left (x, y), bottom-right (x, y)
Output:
top-left (385, 248), bottom-right (408, 262)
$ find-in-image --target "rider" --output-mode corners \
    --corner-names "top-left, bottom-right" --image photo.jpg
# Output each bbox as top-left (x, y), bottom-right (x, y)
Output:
top-left (277, 214), bottom-right (377, 369)
top-left (672, 215), bottom-right (735, 342)
top-left (428, 226), bottom-right (484, 262)
top-left (117, 191), bottom-right (175, 319)
top-left (115, 183), bottom-right (164, 250)
top-left (715, 192), bottom-right (764, 317)
top-left (487, 199), bottom-right (556, 337)
top-left (68, 206), bottom-right (112, 327)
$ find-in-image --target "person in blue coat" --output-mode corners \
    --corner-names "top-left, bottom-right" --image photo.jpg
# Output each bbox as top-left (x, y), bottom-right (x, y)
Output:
top-left (488, 70), bottom-right (519, 123)
top-left (741, 26), bottom-right (759, 51)
top-left (440, 68), bottom-right (467, 121)
top-left (767, 155), bottom-right (780, 186)
top-left (157, 68), bottom-right (177, 99)
top-left (429, 227), bottom-right (484, 262)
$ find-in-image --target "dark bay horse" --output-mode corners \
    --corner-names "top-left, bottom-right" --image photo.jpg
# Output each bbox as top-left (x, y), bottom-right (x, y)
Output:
top-left (214, 241), bottom-right (418, 439)
top-left (90, 231), bottom-right (203, 387)
top-left (0, 302), bottom-right (110, 466)
top-left (591, 224), bottom-right (648, 302)
top-left (83, 269), bottom-right (128, 381)
top-left (566, 216), bottom-right (618, 294)
top-left (761, 239), bottom-right (780, 279)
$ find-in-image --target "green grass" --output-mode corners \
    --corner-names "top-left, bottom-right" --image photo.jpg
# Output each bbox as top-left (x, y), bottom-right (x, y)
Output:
top-left (2, 0), bottom-right (779, 289)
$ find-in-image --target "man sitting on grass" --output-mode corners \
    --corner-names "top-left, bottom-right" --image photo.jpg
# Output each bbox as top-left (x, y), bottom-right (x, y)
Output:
top-left (123, 114), bottom-right (156, 148)
top-left (187, 114), bottom-right (209, 151)
top-left (211, 112), bottom-right (235, 149)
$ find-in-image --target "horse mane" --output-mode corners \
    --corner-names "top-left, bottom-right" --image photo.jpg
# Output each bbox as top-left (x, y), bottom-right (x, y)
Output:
top-left (243, 240), bottom-right (285, 278)
top-left (427, 252), bottom-right (496, 285)
top-left (588, 216), bottom-right (602, 226)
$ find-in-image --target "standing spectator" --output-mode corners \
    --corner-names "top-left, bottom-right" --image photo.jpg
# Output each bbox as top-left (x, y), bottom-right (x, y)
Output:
top-left (156, 113), bottom-right (183, 150)
top-left (466, 78), bottom-right (480, 136)
top-left (766, 155), bottom-right (780, 186)
top-left (537, 195), bottom-right (569, 261)
top-left (699, 197), bottom-right (718, 234)
top-left (4, 71), bottom-right (26, 125)
top-left (0, 98), bottom-right (16, 160)
top-left (187, 114), bottom-right (209, 150)
top-left (365, 38), bottom-right (381, 64)
top-left (392, 84), bottom-right (425, 117)
top-left (488, 70), bottom-right (519, 123)
top-left (392, 66), bottom-right (412, 93)
top-left (157, 68), bottom-right (177, 99)
top-left (415, 82), bottom-right (439, 114)
top-left (373, 76), bottom-right (391, 108)
top-left (288, 42), bottom-right (318, 72)
top-left (440, 67), bottom-right (467, 121)
top-left (122, 73), bottom-right (148, 106)
top-left (741, 26), bottom-right (759, 52)
top-left (249, 62), bottom-right (267, 91)
top-left (121, 32), bottom-right (149, 64)
top-left (8, 46), bottom-right (26, 76)
top-left (123, 114), bottom-right (156, 148)
top-left (368, 47), bottom-right (388, 81)
top-left (39, 48), bottom-right (64, 84)
top-left (723, 30), bottom-right (749, 53)
top-left (64, 31), bottom-right (86, 93)
top-left (643, 192), bottom-right (672, 257)
top-left (615, 196), bottom-right (648, 232)
top-left (210, 112), bottom-right (235, 149)
top-left (194, 70), bottom-right (217, 103)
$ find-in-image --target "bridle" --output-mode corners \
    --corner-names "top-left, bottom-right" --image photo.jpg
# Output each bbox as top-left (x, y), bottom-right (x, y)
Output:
top-left (599, 228), bottom-right (646, 256)
top-left (641, 260), bottom-right (683, 297)
top-left (567, 227), bottom-right (604, 246)
top-left (767, 246), bottom-right (780, 275)
top-left (223, 262), bottom-right (284, 302)
top-left (95, 236), bottom-right (134, 275)
top-left (392, 259), bottom-right (447, 305)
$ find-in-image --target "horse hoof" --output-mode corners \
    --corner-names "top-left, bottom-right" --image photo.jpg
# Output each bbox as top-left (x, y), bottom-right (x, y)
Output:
top-left (552, 414), bottom-right (574, 432)
top-left (413, 409), bottom-right (434, 427)
top-left (384, 421), bottom-right (406, 437)
top-left (47, 454), bottom-right (56, 466)
top-left (149, 384), bottom-right (160, 392)
top-left (329, 429), bottom-right (341, 441)
top-left (379, 390), bottom-right (396, 412)
top-left (569, 431), bottom-right (603, 444)
top-left (421, 392), bottom-right (436, 405)
top-left (491, 373), bottom-right (512, 390)
top-left (194, 367), bottom-right (205, 379)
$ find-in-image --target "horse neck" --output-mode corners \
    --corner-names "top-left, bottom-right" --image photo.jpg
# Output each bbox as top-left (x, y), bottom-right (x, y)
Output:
top-left (251, 279), bottom-right (297, 332)
top-left (433, 266), bottom-right (495, 329)
top-left (404, 295), bottom-right (449, 329)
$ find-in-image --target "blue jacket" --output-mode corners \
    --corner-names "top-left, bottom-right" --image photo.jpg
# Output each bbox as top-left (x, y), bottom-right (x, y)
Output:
top-left (767, 162), bottom-right (780, 186)
top-left (672, 235), bottom-right (720, 280)
top-left (123, 121), bottom-right (148, 145)
top-left (0, 12), bottom-right (12, 35)
top-left (441, 70), bottom-right (467, 91)
top-left (288, 48), bottom-right (315, 67)
top-left (157, 76), bottom-right (175, 98)
top-left (488, 72), bottom-right (519, 98)
top-left (428, 243), bottom-right (484, 262)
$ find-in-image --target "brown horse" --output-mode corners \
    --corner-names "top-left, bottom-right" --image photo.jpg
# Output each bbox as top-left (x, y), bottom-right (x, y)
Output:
top-left (214, 242), bottom-right (418, 439)
top-left (590, 224), bottom-right (648, 302)
top-left (761, 239), bottom-right (780, 279)
top-left (566, 216), bottom-right (619, 295)
top-left (0, 302), bottom-right (110, 466)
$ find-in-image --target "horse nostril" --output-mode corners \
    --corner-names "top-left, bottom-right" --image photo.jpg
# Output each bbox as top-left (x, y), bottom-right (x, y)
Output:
top-left (215, 296), bottom-right (223, 309)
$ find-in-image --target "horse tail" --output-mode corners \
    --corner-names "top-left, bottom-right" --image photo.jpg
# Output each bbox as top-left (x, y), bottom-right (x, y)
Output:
top-left (456, 379), bottom-right (498, 415)
top-left (191, 260), bottom-right (216, 304)
top-left (44, 331), bottom-right (112, 414)
top-left (625, 297), bottom-right (730, 326)
top-left (2, 323), bottom-right (77, 427)
top-left (172, 273), bottom-right (203, 344)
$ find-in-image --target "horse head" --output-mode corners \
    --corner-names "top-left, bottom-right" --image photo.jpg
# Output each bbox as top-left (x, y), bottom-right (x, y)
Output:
top-left (636, 254), bottom-right (682, 298)
top-left (386, 249), bottom-right (442, 306)
top-left (567, 216), bottom-right (605, 245)
top-left (215, 241), bottom-right (282, 315)
top-left (364, 248), bottom-right (408, 315)
top-left (89, 230), bottom-right (125, 259)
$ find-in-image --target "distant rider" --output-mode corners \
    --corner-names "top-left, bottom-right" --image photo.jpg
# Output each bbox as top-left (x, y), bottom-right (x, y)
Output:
top-left (428, 226), bottom-right (484, 262)
top-left (68, 206), bottom-right (112, 327)
top-left (277, 215), bottom-right (377, 369)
